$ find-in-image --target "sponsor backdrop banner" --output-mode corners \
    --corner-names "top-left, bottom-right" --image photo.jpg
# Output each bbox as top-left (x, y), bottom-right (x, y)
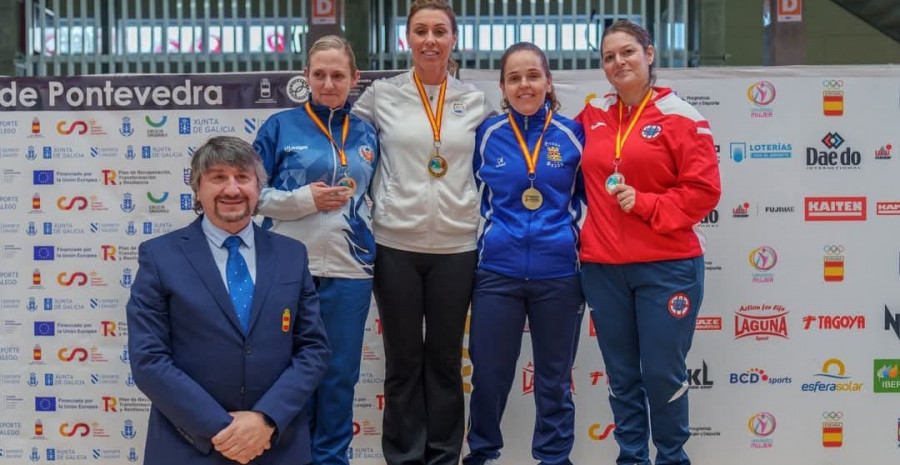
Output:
top-left (0, 66), bottom-right (898, 464)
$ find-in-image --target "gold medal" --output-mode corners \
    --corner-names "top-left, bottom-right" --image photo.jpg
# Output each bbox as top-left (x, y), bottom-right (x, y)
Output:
top-left (336, 176), bottom-right (358, 195)
top-left (428, 154), bottom-right (448, 178)
top-left (522, 186), bottom-right (544, 210)
top-left (508, 110), bottom-right (553, 210)
top-left (605, 172), bottom-right (625, 194)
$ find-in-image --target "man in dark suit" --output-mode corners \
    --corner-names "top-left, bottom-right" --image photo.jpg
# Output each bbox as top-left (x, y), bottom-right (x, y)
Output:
top-left (126, 135), bottom-right (331, 465)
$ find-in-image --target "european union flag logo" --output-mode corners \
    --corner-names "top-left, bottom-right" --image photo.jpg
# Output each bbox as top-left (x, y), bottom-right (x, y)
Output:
top-left (34, 396), bottom-right (56, 411)
top-left (32, 170), bottom-right (54, 185)
top-left (33, 246), bottom-right (54, 260)
top-left (33, 321), bottom-right (55, 336)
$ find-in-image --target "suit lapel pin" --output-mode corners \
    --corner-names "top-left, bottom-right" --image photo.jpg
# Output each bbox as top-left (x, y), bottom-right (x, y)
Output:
top-left (282, 309), bottom-right (290, 332)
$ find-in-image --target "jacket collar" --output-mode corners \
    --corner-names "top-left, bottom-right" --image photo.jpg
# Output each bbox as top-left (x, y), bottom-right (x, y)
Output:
top-left (508, 101), bottom-right (551, 129)
top-left (305, 98), bottom-right (352, 120)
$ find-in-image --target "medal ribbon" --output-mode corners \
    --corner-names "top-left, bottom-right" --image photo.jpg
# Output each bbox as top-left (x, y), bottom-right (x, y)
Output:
top-left (304, 101), bottom-right (350, 170)
top-left (614, 88), bottom-right (653, 165)
top-left (413, 72), bottom-right (448, 147)
top-left (508, 110), bottom-right (553, 177)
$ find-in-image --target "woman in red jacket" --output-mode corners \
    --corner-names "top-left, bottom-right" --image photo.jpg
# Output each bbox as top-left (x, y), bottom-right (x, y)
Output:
top-left (575, 20), bottom-right (721, 465)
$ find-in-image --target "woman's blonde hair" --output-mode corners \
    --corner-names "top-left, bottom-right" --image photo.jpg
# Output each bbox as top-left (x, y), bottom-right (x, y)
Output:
top-left (307, 34), bottom-right (357, 73)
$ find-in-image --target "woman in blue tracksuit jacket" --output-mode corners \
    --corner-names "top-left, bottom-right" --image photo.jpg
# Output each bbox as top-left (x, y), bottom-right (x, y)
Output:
top-left (252, 35), bottom-right (378, 465)
top-left (464, 42), bottom-right (585, 465)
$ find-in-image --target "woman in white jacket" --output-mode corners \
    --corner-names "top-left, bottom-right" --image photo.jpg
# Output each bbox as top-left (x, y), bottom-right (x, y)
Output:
top-left (352, 1), bottom-right (491, 464)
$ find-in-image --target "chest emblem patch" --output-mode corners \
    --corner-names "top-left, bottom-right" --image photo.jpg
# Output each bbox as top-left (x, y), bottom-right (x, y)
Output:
top-left (641, 124), bottom-right (662, 139)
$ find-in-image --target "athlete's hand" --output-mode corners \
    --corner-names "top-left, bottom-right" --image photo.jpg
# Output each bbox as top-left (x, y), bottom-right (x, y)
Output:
top-left (611, 183), bottom-right (636, 213)
top-left (310, 181), bottom-right (351, 211)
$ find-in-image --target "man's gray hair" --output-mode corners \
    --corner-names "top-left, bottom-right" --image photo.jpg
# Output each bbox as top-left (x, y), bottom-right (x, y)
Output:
top-left (189, 136), bottom-right (267, 214)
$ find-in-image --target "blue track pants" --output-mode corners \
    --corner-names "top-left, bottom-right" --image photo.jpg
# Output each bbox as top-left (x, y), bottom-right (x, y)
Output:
top-left (581, 257), bottom-right (704, 465)
top-left (308, 277), bottom-right (372, 465)
top-left (464, 270), bottom-right (584, 465)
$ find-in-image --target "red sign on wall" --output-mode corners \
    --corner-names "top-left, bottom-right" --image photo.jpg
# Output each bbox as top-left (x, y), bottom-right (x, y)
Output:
top-left (777, 0), bottom-right (802, 22)
top-left (312, 0), bottom-right (337, 25)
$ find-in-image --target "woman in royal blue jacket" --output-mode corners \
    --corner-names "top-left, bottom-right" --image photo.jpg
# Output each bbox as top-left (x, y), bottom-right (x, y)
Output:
top-left (464, 42), bottom-right (585, 465)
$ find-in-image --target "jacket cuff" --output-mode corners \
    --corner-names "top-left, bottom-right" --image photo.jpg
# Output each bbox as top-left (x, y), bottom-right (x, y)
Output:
top-left (258, 185), bottom-right (317, 220)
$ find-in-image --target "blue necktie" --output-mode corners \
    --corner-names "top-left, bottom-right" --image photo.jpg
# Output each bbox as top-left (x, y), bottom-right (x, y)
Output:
top-left (223, 236), bottom-right (253, 332)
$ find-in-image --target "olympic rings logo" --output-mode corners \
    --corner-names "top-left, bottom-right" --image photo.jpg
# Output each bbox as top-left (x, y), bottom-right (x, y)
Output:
top-left (823, 245), bottom-right (844, 254)
top-left (823, 411), bottom-right (843, 420)
top-left (822, 79), bottom-right (844, 89)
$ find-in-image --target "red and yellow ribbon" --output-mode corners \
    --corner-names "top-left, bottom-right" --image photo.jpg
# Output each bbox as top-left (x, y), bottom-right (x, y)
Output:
top-left (413, 72), bottom-right (448, 146)
top-left (614, 88), bottom-right (653, 164)
top-left (508, 110), bottom-right (553, 176)
top-left (304, 101), bottom-right (350, 168)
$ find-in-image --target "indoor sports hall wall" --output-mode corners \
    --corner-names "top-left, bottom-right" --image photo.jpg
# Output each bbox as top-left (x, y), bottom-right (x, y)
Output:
top-left (0, 65), bottom-right (898, 464)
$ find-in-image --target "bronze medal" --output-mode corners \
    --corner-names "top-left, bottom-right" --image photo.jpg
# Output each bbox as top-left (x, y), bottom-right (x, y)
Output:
top-left (336, 176), bottom-right (358, 196)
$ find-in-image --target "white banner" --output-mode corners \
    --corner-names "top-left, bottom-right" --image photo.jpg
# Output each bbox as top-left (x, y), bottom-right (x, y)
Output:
top-left (1, 66), bottom-right (899, 464)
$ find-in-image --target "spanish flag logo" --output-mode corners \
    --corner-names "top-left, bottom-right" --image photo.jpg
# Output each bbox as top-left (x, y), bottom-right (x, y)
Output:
top-left (823, 245), bottom-right (844, 282)
top-left (822, 80), bottom-right (844, 116)
top-left (823, 91), bottom-right (843, 116)
top-left (822, 411), bottom-right (843, 447)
